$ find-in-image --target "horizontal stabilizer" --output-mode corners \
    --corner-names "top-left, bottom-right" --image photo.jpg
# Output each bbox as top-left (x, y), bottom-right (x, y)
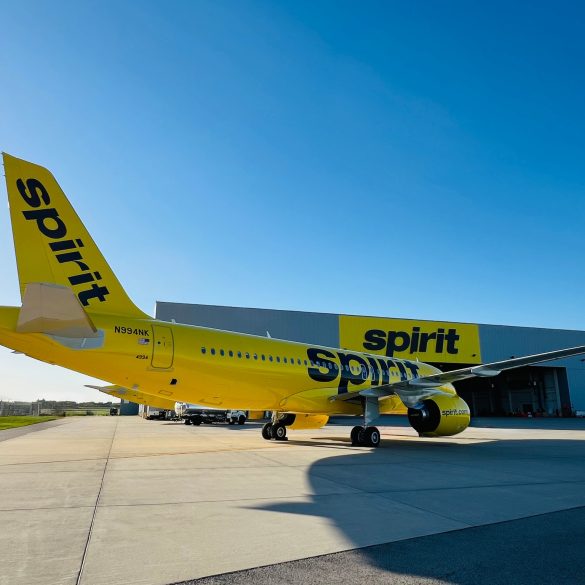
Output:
top-left (17, 282), bottom-right (98, 338)
top-left (87, 385), bottom-right (177, 410)
top-left (85, 385), bottom-right (125, 393)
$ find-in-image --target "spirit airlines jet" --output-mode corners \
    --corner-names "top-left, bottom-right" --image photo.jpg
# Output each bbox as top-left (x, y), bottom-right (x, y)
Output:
top-left (2, 153), bottom-right (585, 447)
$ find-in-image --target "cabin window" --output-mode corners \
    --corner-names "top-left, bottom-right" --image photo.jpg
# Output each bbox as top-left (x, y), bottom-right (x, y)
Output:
top-left (269, 355), bottom-right (273, 362)
top-left (283, 357), bottom-right (287, 364)
top-left (237, 351), bottom-right (242, 358)
top-left (253, 353), bottom-right (258, 360)
top-left (291, 357), bottom-right (295, 365)
top-left (297, 358), bottom-right (301, 365)
top-left (210, 348), bottom-right (216, 355)
top-left (245, 352), bottom-right (250, 359)
top-left (229, 350), bottom-right (233, 357)
top-left (304, 360), bottom-right (308, 366)
top-left (276, 356), bottom-right (281, 363)
top-left (220, 349), bottom-right (225, 356)
top-left (201, 347), bottom-right (206, 354)
top-left (261, 354), bottom-right (265, 361)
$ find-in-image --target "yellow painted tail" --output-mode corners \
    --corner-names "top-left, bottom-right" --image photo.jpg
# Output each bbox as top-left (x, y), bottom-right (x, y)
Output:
top-left (2, 153), bottom-right (149, 318)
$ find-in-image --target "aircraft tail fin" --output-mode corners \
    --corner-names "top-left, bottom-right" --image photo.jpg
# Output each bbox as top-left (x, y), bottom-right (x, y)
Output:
top-left (2, 153), bottom-right (149, 319)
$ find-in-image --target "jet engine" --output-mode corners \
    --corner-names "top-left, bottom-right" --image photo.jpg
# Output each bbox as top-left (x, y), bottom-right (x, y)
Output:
top-left (407, 394), bottom-right (470, 437)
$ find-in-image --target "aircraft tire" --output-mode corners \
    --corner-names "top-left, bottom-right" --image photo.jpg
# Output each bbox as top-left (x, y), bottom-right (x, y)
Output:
top-left (228, 419), bottom-right (235, 425)
top-left (184, 419), bottom-right (191, 425)
top-left (238, 416), bottom-right (246, 425)
top-left (350, 426), bottom-right (364, 445)
top-left (365, 427), bottom-right (381, 448)
top-left (271, 423), bottom-right (287, 441)
top-left (262, 422), bottom-right (273, 440)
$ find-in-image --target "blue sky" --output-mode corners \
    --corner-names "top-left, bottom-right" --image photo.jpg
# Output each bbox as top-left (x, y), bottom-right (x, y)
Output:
top-left (1, 0), bottom-right (584, 401)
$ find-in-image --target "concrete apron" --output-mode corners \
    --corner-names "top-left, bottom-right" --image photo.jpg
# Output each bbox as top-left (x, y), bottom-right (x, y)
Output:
top-left (1, 416), bottom-right (585, 585)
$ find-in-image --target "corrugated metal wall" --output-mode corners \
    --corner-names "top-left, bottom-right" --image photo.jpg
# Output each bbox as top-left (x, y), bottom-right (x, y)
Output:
top-left (479, 325), bottom-right (585, 361)
top-left (156, 302), bottom-right (339, 347)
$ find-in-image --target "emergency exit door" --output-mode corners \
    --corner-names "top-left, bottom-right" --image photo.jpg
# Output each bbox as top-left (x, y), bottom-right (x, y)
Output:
top-left (151, 325), bottom-right (174, 369)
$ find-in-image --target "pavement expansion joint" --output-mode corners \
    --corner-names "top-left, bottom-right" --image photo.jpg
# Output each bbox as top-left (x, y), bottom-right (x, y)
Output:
top-left (75, 417), bottom-right (119, 585)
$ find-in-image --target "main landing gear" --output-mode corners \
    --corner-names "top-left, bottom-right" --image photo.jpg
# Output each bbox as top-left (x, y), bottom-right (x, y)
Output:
top-left (349, 396), bottom-right (381, 448)
top-left (262, 422), bottom-right (288, 441)
top-left (262, 413), bottom-right (297, 441)
top-left (350, 425), bottom-right (380, 447)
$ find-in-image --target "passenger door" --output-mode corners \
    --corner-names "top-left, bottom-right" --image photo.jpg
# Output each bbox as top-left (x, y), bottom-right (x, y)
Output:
top-left (151, 324), bottom-right (174, 369)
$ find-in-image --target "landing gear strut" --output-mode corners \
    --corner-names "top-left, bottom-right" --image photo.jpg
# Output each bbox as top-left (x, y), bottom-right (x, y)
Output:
top-left (350, 397), bottom-right (381, 447)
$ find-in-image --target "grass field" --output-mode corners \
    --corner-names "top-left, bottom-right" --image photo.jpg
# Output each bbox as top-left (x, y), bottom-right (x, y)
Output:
top-left (63, 409), bottom-right (110, 416)
top-left (0, 416), bottom-right (60, 430)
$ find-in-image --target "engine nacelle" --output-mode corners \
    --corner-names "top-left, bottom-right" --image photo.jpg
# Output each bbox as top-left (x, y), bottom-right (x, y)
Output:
top-left (285, 414), bottom-right (329, 430)
top-left (408, 394), bottom-right (470, 437)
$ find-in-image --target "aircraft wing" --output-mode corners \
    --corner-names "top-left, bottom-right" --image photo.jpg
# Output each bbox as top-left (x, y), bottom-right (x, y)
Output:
top-left (332, 344), bottom-right (585, 404)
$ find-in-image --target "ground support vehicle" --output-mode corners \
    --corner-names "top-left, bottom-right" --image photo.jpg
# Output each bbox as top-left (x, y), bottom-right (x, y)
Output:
top-left (182, 408), bottom-right (247, 426)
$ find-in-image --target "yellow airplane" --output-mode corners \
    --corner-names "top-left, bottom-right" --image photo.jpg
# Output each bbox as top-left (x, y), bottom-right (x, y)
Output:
top-left (2, 152), bottom-right (585, 447)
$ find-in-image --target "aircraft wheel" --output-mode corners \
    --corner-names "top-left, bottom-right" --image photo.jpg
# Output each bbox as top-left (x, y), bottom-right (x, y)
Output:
top-left (364, 427), bottom-right (381, 448)
top-left (262, 422), bottom-right (273, 440)
top-left (228, 419), bottom-right (235, 425)
top-left (238, 416), bottom-right (246, 425)
top-left (350, 425), bottom-right (365, 446)
top-left (271, 423), bottom-right (287, 441)
top-left (184, 419), bottom-right (191, 425)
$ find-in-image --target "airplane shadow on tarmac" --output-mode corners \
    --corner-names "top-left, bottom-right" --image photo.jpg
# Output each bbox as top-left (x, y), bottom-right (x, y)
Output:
top-left (250, 433), bottom-right (585, 583)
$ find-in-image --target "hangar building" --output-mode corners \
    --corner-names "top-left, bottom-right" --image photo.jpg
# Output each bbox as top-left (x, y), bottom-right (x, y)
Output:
top-left (155, 302), bottom-right (585, 416)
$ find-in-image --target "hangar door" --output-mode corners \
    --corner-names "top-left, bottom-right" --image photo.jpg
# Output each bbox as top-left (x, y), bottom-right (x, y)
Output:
top-left (151, 325), bottom-right (174, 369)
